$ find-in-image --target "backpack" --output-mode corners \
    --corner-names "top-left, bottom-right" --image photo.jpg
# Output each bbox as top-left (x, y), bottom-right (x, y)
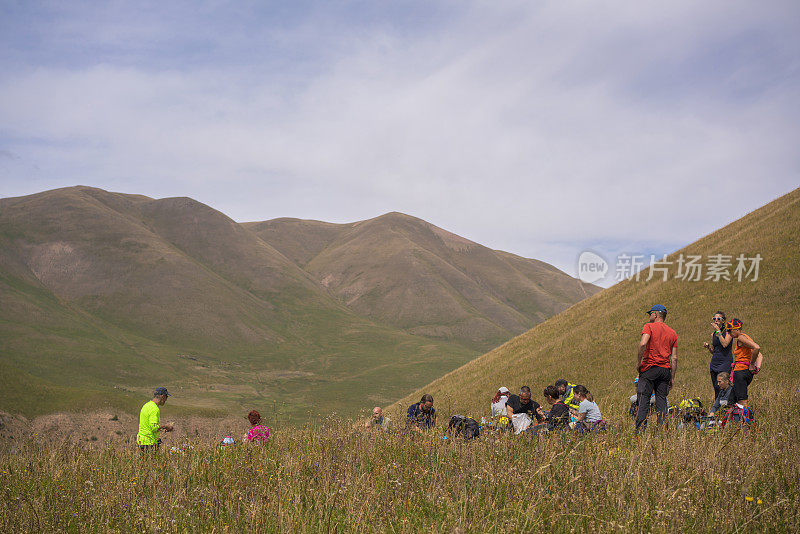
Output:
top-left (721, 404), bottom-right (754, 428)
top-left (447, 415), bottom-right (481, 439)
top-left (678, 398), bottom-right (707, 424)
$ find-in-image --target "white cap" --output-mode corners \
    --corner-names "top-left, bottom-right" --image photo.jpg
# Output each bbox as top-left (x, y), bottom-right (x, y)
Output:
top-left (498, 387), bottom-right (510, 394)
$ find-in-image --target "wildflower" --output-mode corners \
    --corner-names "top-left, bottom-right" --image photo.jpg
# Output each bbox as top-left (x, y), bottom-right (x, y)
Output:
top-left (745, 496), bottom-right (753, 502)
top-left (757, 499), bottom-right (763, 505)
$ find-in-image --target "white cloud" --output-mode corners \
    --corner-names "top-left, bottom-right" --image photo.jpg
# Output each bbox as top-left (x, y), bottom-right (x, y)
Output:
top-left (0, 1), bottom-right (798, 280)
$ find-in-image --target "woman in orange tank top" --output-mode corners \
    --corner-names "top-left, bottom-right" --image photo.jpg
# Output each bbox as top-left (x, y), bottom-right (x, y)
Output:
top-left (727, 318), bottom-right (764, 408)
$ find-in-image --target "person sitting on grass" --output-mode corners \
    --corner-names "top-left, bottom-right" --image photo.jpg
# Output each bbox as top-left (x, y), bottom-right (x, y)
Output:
top-left (708, 372), bottom-right (734, 419)
top-left (490, 387), bottom-right (511, 422)
top-left (244, 410), bottom-right (270, 444)
top-left (569, 385), bottom-right (602, 431)
top-left (136, 387), bottom-right (174, 453)
top-left (364, 406), bottom-right (392, 432)
top-left (406, 394), bottom-right (436, 433)
top-left (555, 379), bottom-right (581, 412)
top-left (505, 386), bottom-right (544, 434)
top-left (544, 385), bottom-right (570, 430)
top-left (531, 385), bottom-right (570, 433)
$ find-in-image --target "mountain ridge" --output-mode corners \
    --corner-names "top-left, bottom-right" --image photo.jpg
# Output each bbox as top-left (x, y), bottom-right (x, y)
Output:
top-left (0, 186), bottom-right (596, 421)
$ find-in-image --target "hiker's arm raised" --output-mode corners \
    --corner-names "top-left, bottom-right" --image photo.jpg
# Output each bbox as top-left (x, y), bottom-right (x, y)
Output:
top-left (717, 330), bottom-right (732, 348)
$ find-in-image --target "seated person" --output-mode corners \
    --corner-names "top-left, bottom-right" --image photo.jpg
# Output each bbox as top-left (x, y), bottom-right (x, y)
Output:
top-left (555, 379), bottom-right (581, 412)
top-left (544, 385), bottom-right (571, 430)
top-left (532, 385), bottom-right (570, 433)
top-left (506, 386), bottom-right (544, 433)
top-left (406, 394), bottom-right (436, 432)
top-left (570, 385), bottom-right (602, 430)
top-left (244, 410), bottom-right (269, 444)
top-left (709, 372), bottom-right (735, 419)
top-left (490, 387), bottom-right (511, 421)
top-left (365, 406), bottom-right (392, 431)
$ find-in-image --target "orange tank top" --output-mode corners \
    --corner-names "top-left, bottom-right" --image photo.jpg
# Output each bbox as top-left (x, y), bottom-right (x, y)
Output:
top-left (733, 333), bottom-right (755, 371)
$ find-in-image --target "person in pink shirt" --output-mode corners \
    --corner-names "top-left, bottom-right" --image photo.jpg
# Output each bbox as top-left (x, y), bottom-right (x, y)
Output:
top-left (244, 410), bottom-right (270, 443)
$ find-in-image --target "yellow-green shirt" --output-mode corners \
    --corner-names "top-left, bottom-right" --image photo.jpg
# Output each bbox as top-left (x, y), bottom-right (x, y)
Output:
top-left (137, 400), bottom-right (160, 445)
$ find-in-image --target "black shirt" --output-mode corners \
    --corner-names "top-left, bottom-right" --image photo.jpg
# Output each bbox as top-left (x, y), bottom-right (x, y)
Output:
top-left (710, 329), bottom-right (734, 373)
top-left (506, 395), bottom-right (543, 422)
top-left (406, 403), bottom-right (436, 428)
top-left (546, 401), bottom-right (570, 429)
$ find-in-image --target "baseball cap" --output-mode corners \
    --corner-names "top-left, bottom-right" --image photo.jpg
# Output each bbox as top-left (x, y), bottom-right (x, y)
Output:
top-left (498, 387), bottom-right (509, 394)
top-left (154, 387), bottom-right (171, 397)
top-left (646, 304), bottom-right (667, 314)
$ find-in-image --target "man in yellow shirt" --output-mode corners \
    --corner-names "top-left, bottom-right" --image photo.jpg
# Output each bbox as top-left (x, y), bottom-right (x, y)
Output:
top-left (137, 387), bottom-right (174, 452)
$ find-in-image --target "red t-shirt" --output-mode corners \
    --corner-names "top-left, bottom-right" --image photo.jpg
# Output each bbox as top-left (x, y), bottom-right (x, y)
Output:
top-left (639, 321), bottom-right (677, 372)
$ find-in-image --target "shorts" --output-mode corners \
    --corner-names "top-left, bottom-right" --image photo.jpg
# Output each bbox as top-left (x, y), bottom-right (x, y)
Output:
top-left (732, 369), bottom-right (753, 401)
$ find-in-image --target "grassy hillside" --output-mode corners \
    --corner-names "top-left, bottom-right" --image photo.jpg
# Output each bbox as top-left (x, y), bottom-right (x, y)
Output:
top-left (247, 212), bottom-right (599, 351)
top-left (390, 188), bottom-right (800, 419)
top-left (0, 187), bottom-right (478, 419)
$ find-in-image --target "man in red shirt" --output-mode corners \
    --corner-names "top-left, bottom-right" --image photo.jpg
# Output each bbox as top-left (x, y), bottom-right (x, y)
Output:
top-left (635, 304), bottom-right (678, 430)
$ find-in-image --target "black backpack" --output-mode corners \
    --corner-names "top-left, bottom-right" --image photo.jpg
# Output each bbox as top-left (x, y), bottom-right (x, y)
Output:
top-left (447, 415), bottom-right (480, 439)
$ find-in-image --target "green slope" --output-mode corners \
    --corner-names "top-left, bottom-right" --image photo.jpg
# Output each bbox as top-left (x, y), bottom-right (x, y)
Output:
top-left (390, 188), bottom-right (800, 419)
top-left (0, 187), bottom-right (477, 420)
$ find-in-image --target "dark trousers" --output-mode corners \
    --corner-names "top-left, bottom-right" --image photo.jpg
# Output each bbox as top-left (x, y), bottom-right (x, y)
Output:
top-left (635, 366), bottom-right (671, 430)
top-left (139, 439), bottom-right (162, 453)
top-left (732, 369), bottom-right (753, 402)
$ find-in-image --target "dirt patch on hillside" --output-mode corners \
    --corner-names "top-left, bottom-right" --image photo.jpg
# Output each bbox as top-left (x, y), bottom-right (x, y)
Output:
top-left (0, 411), bottom-right (251, 450)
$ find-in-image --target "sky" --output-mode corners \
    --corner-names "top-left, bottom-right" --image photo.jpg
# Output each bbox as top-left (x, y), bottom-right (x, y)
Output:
top-left (1, 1), bottom-right (798, 286)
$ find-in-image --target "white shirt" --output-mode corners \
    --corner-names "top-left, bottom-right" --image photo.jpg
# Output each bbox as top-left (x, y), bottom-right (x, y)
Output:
top-left (491, 397), bottom-right (509, 419)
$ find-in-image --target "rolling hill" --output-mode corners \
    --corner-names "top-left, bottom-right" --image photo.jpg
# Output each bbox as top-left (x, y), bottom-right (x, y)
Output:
top-left (0, 186), bottom-right (595, 421)
top-left (246, 213), bottom-right (598, 350)
top-left (389, 187), bottom-right (800, 420)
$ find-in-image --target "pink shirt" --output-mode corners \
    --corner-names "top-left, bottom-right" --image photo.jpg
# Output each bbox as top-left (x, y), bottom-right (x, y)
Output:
top-left (245, 425), bottom-right (270, 443)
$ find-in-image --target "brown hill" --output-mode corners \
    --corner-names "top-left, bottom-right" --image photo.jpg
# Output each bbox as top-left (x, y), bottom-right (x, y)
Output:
top-left (246, 212), bottom-right (599, 350)
top-left (0, 186), bottom-right (595, 421)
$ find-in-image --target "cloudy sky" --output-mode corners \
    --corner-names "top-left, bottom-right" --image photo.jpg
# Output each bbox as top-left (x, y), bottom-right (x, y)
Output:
top-left (1, 1), bottom-right (798, 286)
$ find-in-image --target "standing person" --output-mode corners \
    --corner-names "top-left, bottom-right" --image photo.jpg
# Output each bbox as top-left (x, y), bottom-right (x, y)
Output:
top-left (505, 386), bottom-right (544, 433)
top-left (728, 319), bottom-right (764, 408)
top-left (365, 406), bottom-right (392, 432)
top-left (406, 394), bottom-right (436, 432)
top-left (635, 304), bottom-right (678, 430)
top-left (490, 387), bottom-right (511, 421)
top-left (703, 311), bottom-right (733, 399)
top-left (244, 410), bottom-right (270, 443)
top-left (136, 387), bottom-right (173, 452)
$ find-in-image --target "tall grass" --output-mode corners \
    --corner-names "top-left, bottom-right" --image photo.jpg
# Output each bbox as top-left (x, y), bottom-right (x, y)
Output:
top-left (2, 392), bottom-right (798, 533)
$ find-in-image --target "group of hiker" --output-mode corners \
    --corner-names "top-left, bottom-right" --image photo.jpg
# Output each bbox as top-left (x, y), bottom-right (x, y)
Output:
top-left (137, 304), bottom-right (765, 450)
top-left (632, 305), bottom-right (763, 430)
top-left (485, 381), bottom-right (603, 435)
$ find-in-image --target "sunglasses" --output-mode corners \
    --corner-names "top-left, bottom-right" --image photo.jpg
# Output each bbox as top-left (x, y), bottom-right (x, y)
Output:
top-left (712, 317), bottom-right (725, 321)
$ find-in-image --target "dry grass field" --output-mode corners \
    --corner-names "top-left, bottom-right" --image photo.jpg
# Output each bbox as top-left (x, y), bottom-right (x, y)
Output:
top-left (1, 189), bottom-right (797, 532)
top-left (1, 398), bottom-right (798, 533)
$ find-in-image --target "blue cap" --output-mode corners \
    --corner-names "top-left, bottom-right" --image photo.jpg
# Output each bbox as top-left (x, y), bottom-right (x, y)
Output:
top-left (154, 387), bottom-right (171, 397)
top-left (646, 304), bottom-right (667, 314)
